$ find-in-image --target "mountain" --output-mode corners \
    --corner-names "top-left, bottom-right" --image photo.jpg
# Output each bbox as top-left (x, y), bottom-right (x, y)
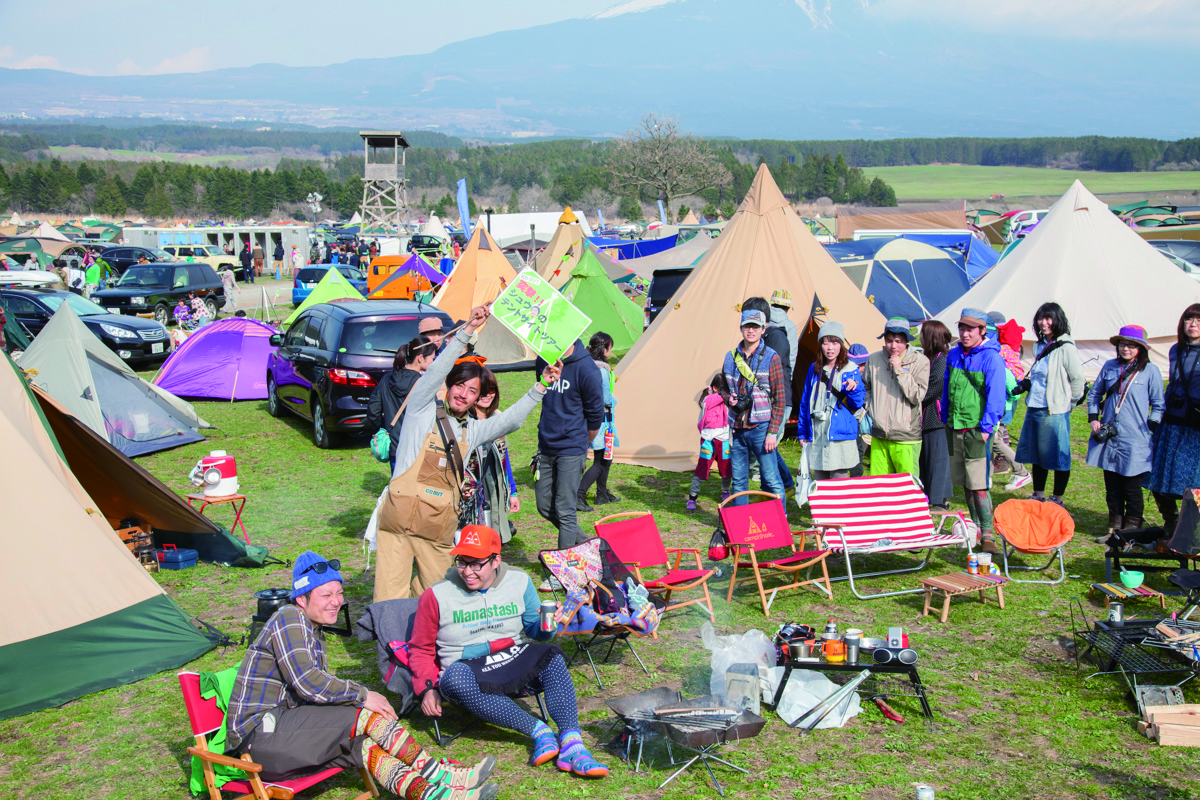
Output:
top-left (0, 0), bottom-right (1191, 139)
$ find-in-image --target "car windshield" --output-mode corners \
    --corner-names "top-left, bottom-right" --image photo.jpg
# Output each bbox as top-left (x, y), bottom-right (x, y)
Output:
top-left (340, 317), bottom-right (424, 356)
top-left (117, 266), bottom-right (172, 287)
top-left (150, 248), bottom-right (171, 260)
top-left (40, 293), bottom-right (107, 316)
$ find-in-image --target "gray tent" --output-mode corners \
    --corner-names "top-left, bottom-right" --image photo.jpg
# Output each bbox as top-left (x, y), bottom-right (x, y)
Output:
top-left (19, 305), bottom-right (209, 457)
top-left (471, 319), bottom-right (537, 372)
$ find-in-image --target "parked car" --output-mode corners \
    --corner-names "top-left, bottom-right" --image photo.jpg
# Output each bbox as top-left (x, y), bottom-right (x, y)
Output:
top-left (91, 262), bottom-right (226, 325)
top-left (0, 287), bottom-right (170, 363)
top-left (265, 300), bottom-right (454, 447)
top-left (292, 264), bottom-right (369, 306)
top-left (0, 260), bottom-right (60, 288)
top-left (407, 234), bottom-right (445, 260)
top-left (1158, 251), bottom-right (1200, 283)
top-left (95, 245), bottom-right (172, 275)
top-left (1148, 239), bottom-right (1200, 267)
top-left (1006, 209), bottom-right (1049, 241)
top-left (161, 244), bottom-right (238, 273)
top-left (645, 267), bottom-right (693, 327)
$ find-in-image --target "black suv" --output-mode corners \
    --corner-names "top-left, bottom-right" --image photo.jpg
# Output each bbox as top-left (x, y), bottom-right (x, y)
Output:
top-left (645, 267), bottom-right (693, 327)
top-left (0, 287), bottom-right (171, 363)
top-left (266, 300), bottom-right (454, 448)
top-left (93, 245), bottom-right (172, 275)
top-left (407, 234), bottom-right (444, 260)
top-left (92, 262), bottom-right (226, 326)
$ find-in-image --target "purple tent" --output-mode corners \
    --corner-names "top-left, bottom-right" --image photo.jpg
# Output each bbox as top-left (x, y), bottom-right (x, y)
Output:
top-left (153, 318), bottom-right (279, 400)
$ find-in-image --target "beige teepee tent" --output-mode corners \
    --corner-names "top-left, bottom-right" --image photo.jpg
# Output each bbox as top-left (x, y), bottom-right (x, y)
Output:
top-left (935, 180), bottom-right (1200, 378)
top-left (612, 164), bottom-right (887, 471)
top-left (533, 209), bottom-right (589, 289)
top-left (432, 224), bottom-right (518, 323)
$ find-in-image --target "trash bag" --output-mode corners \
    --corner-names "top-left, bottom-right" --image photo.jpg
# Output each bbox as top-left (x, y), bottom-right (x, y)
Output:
top-left (767, 667), bottom-right (861, 728)
top-left (794, 443), bottom-right (813, 508)
top-left (700, 621), bottom-right (776, 704)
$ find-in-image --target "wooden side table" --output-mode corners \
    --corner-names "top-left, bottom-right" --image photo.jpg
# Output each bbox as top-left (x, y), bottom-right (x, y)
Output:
top-left (186, 493), bottom-right (250, 544)
top-left (1089, 582), bottom-right (1167, 610)
top-left (919, 572), bottom-right (1009, 623)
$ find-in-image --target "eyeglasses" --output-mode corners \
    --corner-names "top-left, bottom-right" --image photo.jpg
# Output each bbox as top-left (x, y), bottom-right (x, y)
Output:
top-left (300, 558), bottom-right (341, 576)
top-left (454, 555), bottom-right (494, 572)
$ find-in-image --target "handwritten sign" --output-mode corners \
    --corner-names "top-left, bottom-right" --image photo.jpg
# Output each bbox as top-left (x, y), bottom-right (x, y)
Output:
top-left (491, 269), bottom-right (591, 364)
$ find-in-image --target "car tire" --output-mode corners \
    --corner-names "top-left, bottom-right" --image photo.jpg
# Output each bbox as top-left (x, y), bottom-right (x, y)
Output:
top-left (313, 397), bottom-right (336, 449)
top-left (154, 303), bottom-right (171, 326)
top-left (267, 375), bottom-right (286, 418)
top-left (204, 297), bottom-right (218, 318)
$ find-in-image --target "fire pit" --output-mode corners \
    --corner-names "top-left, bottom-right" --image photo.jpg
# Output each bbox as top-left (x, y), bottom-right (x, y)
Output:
top-left (605, 688), bottom-right (765, 796)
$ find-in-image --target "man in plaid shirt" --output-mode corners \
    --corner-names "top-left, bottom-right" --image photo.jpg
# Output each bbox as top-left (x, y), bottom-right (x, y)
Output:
top-left (722, 306), bottom-right (788, 507)
top-left (226, 550), bottom-right (499, 800)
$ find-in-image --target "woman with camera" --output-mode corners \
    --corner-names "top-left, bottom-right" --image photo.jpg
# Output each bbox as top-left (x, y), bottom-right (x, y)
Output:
top-left (1014, 302), bottom-right (1084, 508)
top-left (1146, 304), bottom-right (1200, 537)
top-left (1087, 325), bottom-right (1164, 544)
top-left (797, 321), bottom-right (865, 480)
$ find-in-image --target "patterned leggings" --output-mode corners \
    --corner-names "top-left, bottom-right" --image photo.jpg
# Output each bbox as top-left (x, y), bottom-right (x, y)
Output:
top-left (438, 653), bottom-right (579, 735)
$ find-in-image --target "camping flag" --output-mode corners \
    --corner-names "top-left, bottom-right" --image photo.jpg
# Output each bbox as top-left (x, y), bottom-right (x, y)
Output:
top-left (491, 269), bottom-right (590, 364)
top-left (597, 209), bottom-right (606, 228)
top-left (657, 200), bottom-right (666, 224)
top-left (457, 179), bottom-right (472, 242)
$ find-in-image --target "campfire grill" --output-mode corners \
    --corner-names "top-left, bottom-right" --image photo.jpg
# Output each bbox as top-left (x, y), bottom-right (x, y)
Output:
top-left (604, 688), bottom-right (763, 796)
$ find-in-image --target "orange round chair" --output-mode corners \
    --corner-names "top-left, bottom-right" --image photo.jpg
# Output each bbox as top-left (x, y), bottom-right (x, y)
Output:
top-left (994, 499), bottom-right (1075, 584)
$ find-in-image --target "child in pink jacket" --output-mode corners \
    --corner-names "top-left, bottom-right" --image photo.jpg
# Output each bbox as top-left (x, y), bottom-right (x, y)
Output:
top-left (687, 374), bottom-right (733, 510)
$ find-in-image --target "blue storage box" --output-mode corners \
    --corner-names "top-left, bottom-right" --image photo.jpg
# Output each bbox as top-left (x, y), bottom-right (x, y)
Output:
top-left (156, 545), bottom-right (199, 570)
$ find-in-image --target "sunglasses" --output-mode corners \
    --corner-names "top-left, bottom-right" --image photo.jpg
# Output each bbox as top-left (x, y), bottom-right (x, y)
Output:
top-left (454, 555), bottom-right (494, 572)
top-left (300, 558), bottom-right (341, 576)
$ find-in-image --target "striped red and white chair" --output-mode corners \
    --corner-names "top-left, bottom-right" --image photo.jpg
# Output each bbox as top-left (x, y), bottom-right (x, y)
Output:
top-left (807, 474), bottom-right (974, 600)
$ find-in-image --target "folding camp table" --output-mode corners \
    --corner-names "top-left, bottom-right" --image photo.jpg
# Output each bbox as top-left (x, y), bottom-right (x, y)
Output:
top-left (186, 492), bottom-right (250, 544)
top-left (768, 659), bottom-right (934, 724)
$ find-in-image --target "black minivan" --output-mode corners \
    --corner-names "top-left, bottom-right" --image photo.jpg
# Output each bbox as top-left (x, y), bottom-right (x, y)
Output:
top-left (265, 300), bottom-right (454, 448)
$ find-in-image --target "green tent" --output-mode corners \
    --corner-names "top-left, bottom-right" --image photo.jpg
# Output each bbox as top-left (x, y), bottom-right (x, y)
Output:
top-left (0, 353), bottom-right (218, 720)
top-left (559, 248), bottom-right (643, 353)
top-left (283, 265), bottom-right (365, 326)
top-left (0, 295), bottom-right (32, 353)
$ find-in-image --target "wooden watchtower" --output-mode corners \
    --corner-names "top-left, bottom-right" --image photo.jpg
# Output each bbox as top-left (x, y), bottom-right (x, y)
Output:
top-left (358, 130), bottom-right (410, 230)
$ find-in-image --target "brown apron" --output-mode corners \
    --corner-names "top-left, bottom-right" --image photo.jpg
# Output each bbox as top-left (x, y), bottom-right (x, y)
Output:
top-left (378, 403), bottom-right (465, 544)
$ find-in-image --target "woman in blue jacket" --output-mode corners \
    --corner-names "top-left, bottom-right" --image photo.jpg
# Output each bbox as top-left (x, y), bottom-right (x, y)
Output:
top-left (797, 321), bottom-right (865, 480)
top-left (1147, 304), bottom-right (1200, 537)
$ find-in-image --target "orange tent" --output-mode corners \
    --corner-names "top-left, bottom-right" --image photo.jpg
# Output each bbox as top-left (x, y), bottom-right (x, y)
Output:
top-left (612, 164), bottom-right (887, 472)
top-left (432, 225), bottom-right (517, 322)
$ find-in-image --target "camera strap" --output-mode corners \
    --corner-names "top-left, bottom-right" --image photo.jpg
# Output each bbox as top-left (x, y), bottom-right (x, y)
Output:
top-left (1170, 345), bottom-right (1200, 408)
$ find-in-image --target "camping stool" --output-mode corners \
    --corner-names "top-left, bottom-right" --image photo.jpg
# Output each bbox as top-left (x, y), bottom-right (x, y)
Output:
top-left (1089, 582), bottom-right (1167, 610)
top-left (919, 572), bottom-right (1009, 623)
top-left (187, 492), bottom-right (250, 544)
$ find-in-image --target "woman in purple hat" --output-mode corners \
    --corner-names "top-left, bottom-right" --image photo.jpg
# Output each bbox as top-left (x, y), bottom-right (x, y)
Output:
top-left (1087, 325), bottom-right (1164, 543)
top-left (1147, 304), bottom-right (1200, 537)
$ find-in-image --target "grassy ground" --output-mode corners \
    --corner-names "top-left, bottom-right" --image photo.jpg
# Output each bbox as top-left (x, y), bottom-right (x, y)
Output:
top-left (862, 165), bottom-right (1200, 202)
top-left (2, 368), bottom-right (1198, 800)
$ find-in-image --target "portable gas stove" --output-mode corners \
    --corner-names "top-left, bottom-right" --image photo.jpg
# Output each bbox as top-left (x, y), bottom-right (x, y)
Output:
top-left (604, 688), bottom-right (765, 797)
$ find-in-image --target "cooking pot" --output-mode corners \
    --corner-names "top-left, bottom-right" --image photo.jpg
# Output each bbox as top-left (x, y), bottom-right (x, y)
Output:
top-left (253, 588), bottom-right (291, 622)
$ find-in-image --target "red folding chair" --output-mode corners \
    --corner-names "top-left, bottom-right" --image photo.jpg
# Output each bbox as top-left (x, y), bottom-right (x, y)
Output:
top-left (179, 672), bottom-right (378, 800)
top-left (594, 511), bottom-right (717, 623)
top-left (718, 491), bottom-right (833, 616)
top-left (807, 474), bottom-right (973, 600)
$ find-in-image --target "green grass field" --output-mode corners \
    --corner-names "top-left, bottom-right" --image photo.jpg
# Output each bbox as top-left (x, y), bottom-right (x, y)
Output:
top-left (2, 362), bottom-right (1199, 800)
top-left (863, 165), bottom-right (1200, 202)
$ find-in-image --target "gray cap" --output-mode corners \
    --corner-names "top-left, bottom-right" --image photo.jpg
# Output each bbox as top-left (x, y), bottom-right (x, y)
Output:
top-left (818, 320), bottom-right (846, 343)
top-left (986, 311), bottom-right (1007, 327)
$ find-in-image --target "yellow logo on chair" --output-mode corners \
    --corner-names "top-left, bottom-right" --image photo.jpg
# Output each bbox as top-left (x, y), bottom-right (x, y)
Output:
top-left (746, 516), bottom-right (769, 541)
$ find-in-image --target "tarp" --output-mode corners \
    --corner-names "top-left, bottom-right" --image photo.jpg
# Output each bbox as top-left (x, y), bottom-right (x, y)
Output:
top-left (935, 180), bottom-right (1200, 379)
top-left (153, 318), bottom-right (280, 400)
top-left (619, 234), bottom-right (716, 279)
top-left (0, 353), bottom-right (216, 720)
top-left (836, 203), bottom-right (969, 241)
top-left (559, 249), bottom-right (643, 353)
top-left (432, 224), bottom-right (517, 323)
top-left (613, 164), bottom-right (887, 471)
top-left (589, 235), bottom-right (679, 260)
top-left (20, 305), bottom-right (209, 457)
top-left (283, 265), bottom-right (365, 326)
top-left (824, 237), bottom-right (973, 322)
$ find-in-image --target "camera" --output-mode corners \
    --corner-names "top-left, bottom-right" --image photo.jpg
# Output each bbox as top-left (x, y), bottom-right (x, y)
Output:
top-left (1169, 392), bottom-right (1186, 409)
top-left (1014, 378), bottom-right (1031, 395)
top-left (730, 394), bottom-right (754, 418)
top-left (1092, 423), bottom-right (1118, 443)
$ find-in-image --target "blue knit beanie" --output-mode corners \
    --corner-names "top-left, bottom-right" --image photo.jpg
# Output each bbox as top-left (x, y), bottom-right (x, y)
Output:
top-left (291, 550), bottom-right (343, 600)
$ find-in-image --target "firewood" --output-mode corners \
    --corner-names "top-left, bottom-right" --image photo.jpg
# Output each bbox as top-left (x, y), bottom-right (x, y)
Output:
top-left (1154, 723), bottom-right (1200, 747)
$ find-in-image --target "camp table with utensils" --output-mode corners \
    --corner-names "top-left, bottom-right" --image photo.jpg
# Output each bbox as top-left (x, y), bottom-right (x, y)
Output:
top-left (918, 571), bottom-right (1010, 623)
top-left (1089, 582), bottom-right (1167, 610)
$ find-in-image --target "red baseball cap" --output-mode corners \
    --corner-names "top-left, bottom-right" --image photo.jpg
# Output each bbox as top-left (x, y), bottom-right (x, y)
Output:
top-left (451, 525), bottom-right (501, 559)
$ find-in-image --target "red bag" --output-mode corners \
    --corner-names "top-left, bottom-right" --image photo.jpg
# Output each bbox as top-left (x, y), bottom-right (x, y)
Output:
top-left (708, 526), bottom-right (730, 561)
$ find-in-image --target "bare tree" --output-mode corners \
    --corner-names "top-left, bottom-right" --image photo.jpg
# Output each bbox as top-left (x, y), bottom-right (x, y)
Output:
top-left (607, 114), bottom-right (731, 223)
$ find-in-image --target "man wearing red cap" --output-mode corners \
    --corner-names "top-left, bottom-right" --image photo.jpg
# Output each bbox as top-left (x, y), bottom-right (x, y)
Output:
top-left (409, 525), bottom-right (608, 780)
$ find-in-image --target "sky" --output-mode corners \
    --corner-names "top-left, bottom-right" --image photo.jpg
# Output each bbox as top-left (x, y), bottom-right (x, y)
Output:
top-left (1, 0), bottom-right (1197, 75)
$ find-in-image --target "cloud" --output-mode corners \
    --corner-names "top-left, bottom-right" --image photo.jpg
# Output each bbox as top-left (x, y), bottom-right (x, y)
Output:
top-left (115, 47), bottom-right (211, 76)
top-left (0, 46), bottom-right (64, 71)
top-left (866, 0), bottom-right (1200, 40)
top-left (795, 0), bottom-right (834, 28)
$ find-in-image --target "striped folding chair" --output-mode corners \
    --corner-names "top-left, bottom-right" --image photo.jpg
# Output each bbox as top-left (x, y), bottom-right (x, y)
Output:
top-left (807, 474), bottom-right (973, 600)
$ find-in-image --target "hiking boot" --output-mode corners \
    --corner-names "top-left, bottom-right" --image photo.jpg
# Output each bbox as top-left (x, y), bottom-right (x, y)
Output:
top-left (576, 491), bottom-right (593, 513)
top-left (979, 536), bottom-right (1001, 555)
top-left (423, 782), bottom-right (500, 800)
top-left (1008, 474), bottom-right (1032, 491)
top-left (686, 498), bottom-right (698, 512)
top-left (595, 491), bottom-right (621, 505)
top-left (437, 756), bottom-right (496, 790)
top-left (1094, 514), bottom-right (1123, 544)
top-left (1122, 517), bottom-right (1144, 532)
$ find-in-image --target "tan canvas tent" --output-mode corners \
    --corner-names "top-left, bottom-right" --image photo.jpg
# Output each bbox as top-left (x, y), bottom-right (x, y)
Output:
top-left (935, 180), bottom-right (1200, 379)
top-left (433, 224), bottom-right (517, 323)
top-left (533, 220), bottom-right (588, 289)
top-left (0, 354), bottom-right (216, 720)
top-left (836, 203), bottom-right (968, 240)
top-left (471, 320), bottom-right (538, 371)
top-left (680, 210), bottom-right (699, 225)
top-left (612, 164), bottom-right (887, 471)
